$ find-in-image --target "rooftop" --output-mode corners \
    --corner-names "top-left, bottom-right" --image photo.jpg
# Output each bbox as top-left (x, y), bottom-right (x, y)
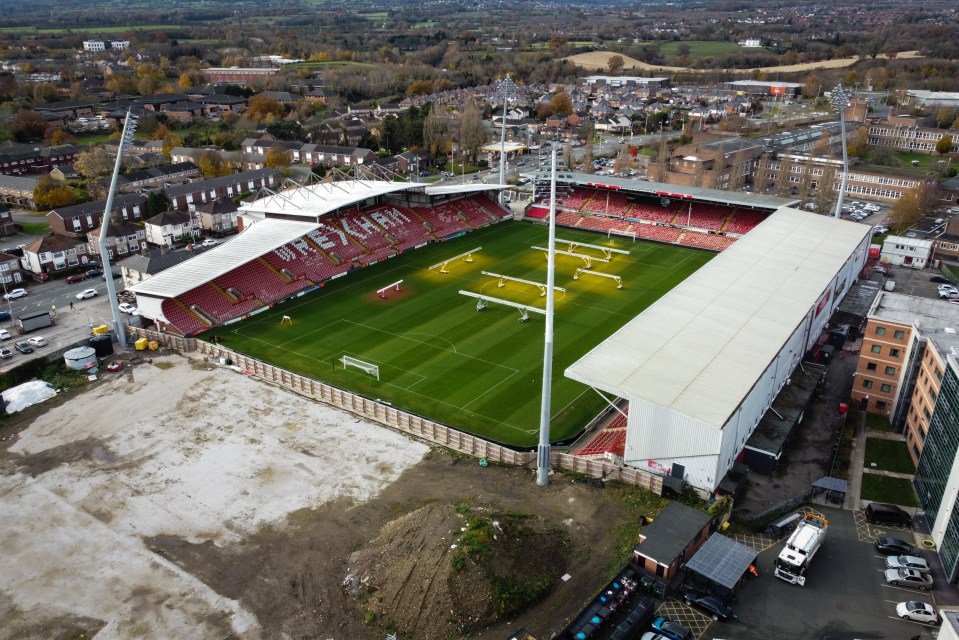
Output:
top-left (870, 291), bottom-right (959, 357)
top-left (633, 502), bottom-right (711, 567)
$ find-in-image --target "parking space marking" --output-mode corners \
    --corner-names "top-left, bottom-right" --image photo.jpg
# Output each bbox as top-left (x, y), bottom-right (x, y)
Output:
top-left (655, 599), bottom-right (713, 638)
top-left (889, 615), bottom-right (935, 627)
top-left (730, 531), bottom-right (776, 553)
top-left (881, 583), bottom-right (931, 595)
top-left (854, 509), bottom-right (914, 543)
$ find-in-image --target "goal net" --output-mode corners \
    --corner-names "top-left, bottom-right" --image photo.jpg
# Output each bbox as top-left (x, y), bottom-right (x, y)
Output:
top-left (340, 355), bottom-right (380, 381)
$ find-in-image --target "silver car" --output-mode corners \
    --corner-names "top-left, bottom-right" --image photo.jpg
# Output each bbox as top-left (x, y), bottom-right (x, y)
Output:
top-left (885, 555), bottom-right (930, 572)
top-left (885, 567), bottom-right (933, 590)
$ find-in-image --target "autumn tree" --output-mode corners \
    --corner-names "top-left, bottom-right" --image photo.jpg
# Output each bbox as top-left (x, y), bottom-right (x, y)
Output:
top-left (548, 92), bottom-right (573, 117)
top-left (423, 102), bottom-right (451, 156)
top-left (245, 94), bottom-right (285, 124)
top-left (196, 150), bottom-right (232, 178)
top-left (48, 130), bottom-right (75, 146)
top-left (813, 167), bottom-right (838, 215)
top-left (888, 187), bottom-right (927, 233)
top-left (935, 134), bottom-right (954, 156)
top-left (12, 109), bottom-right (47, 142)
top-left (607, 55), bottom-right (625, 75)
top-left (33, 176), bottom-right (76, 209)
top-left (74, 147), bottom-right (116, 178)
top-left (265, 145), bottom-right (292, 169)
top-left (847, 126), bottom-right (870, 158)
top-left (406, 80), bottom-right (434, 97)
top-left (457, 100), bottom-right (486, 162)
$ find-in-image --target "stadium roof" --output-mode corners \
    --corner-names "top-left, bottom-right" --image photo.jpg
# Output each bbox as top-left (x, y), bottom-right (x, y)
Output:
top-left (129, 218), bottom-right (318, 298)
top-left (426, 183), bottom-right (507, 196)
top-left (565, 207), bottom-right (871, 430)
top-left (553, 173), bottom-right (796, 210)
top-left (238, 179), bottom-right (421, 222)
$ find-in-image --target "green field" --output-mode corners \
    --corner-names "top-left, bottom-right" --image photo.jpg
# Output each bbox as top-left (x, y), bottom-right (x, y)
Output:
top-left (660, 40), bottom-right (742, 58)
top-left (224, 222), bottom-right (711, 447)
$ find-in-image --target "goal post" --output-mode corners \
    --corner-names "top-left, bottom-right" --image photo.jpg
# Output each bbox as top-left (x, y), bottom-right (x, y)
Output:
top-left (339, 355), bottom-right (380, 381)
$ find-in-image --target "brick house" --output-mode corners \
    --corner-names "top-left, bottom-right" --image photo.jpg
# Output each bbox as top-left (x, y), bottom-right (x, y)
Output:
top-left (0, 250), bottom-right (24, 286)
top-left (86, 218), bottom-right (146, 258)
top-left (46, 193), bottom-right (147, 238)
top-left (194, 200), bottom-right (239, 236)
top-left (144, 209), bottom-right (199, 247)
top-left (163, 169), bottom-right (277, 211)
top-left (20, 233), bottom-right (91, 277)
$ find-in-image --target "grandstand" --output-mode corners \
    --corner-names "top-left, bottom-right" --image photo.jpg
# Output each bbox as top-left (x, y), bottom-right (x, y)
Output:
top-left (527, 171), bottom-right (792, 253)
top-left (130, 178), bottom-right (512, 335)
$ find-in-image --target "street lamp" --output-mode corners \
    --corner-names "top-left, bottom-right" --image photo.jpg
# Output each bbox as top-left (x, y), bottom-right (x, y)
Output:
top-left (496, 74), bottom-right (518, 203)
top-left (98, 109), bottom-right (137, 349)
top-left (830, 84), bottom-right (851, 219)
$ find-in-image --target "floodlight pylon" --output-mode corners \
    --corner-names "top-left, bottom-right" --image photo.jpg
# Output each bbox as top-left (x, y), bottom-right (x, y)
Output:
top-left (537, 145), bottom-right (558, 486)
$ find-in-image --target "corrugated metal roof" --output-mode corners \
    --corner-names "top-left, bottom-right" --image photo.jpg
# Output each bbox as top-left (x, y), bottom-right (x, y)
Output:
top-left (129, 219), bottom-right (318, 298)
top-left (237, 179), bottom-right (424, 221)
top-left (425, 183), bottom-right (507, 196)
top-left (565, 207), bottom-right (871, 429)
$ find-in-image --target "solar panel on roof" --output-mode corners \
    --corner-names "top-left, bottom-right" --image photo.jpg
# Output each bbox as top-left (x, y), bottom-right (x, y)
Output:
top-left (685, 534), bottom-right (757, 590)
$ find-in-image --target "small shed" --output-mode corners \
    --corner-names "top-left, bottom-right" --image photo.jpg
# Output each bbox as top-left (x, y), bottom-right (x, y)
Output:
top-left (684, 534), bottom-right (758, 599)
top-left (633, 502), bottom-right (712, 580)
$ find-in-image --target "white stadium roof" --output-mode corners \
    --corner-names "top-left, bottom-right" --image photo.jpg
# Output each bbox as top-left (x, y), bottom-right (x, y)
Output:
top-left (239, 179), bottom-right (425, 221)
top-left (129, 219), bottom-right (319, 298)
top-left (565, 207), bottom-right (871, 430)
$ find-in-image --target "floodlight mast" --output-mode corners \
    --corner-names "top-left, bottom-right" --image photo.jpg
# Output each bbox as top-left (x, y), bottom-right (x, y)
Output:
top-left (830, 84), bottom-right (850, 219)
top-left (97, 109), bottom-right (137, 348)
top-left (536, 145), bottom-right (558, 486)
top-left (497, 74), bottom-right (517, 204)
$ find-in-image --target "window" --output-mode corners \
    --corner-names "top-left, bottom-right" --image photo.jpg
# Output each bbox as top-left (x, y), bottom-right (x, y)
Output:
top-left (890, 349), bottom-right (900, 358)
top-left (867, 363), bottom-right (877, 371)
top-left (875, 327), bottom-right (886, 336)
top-left (885, 366), bottom-right (896, 375)
top-left (863, 380), bottom-right (873, 389)
top-left (871, 345), bottom-right (882, 354)
top-left (881, 384), bottom-right (892, 393)
top-left (876, 401), bottom-right (887, 411)
top-left (894, 330), bottom-right (905, 339)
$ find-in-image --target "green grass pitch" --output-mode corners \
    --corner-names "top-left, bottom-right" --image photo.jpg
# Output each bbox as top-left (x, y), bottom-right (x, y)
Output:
top-left (223, 222), bottom-right (712, 447)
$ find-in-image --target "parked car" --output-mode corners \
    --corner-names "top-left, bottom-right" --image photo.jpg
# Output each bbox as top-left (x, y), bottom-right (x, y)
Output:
top-left (118, 303), bottom-right (138, 315)
top-left (940, 291), bottom-right (959, 300)
top-left (876, 537), bottom-right (919, 556)
top-left (896, 601), bottom-right (939, 625)
top-left (937, 284), bottom-right (957, 293)
top-left (640, 634), bottom-right (670, 640)
top-left (931, 275), bottom-right (952, 284)
top-left (65, 273), bottom-right (86, 284)
top-left (683, 590), bottom-right (734, 621)
top-left (885, 567), bottom-right (933, 590)
top-left (76, 288), bottom-right (98, 300)
top-left (0, 328), bottom-right (10, 340)
top-left (886, 555), bottom-right (931, 572)
top-left (651, 617), bottom-right (693, 640)
top-left (3, 288), bottom-right (27, 300)
top-left (200, 238), bottom-right (218, 247)
top-left (0, 346), bottom-right (12, 358)
top-left (865, 503), bottom-right (913, 527)
top-left (85, 268), bottom-right (103, 278)
top-left (0, 310), bottom-right (9, 321)
top-left (14, 340), bottom-right (33, 354)
top-left (27, 336), bottom-right (47, 348)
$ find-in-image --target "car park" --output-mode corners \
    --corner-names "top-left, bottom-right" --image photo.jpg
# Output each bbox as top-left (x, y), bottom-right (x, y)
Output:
top-left (876, 537), bottom-right (919, 556)
top-left (118, 303), bottom-right (138, 314)
top-left (886, 555), bottom-right (931, 572)
top-left (651, 617), bottom-right (693, 640)
top-left (3, 288), bottom-right (27, 300)
top-left (896, 601), bottom-right (939, 625)
top-left (65, 273), bottom-right (86, 284)
top-left (0, 347), bottom-right (11, 359)
top-left (684, 589), bottom-right (734, 621)
top-left (76, 288), bottom-right (98, 300)
top-left (14, 340), bottom-right (33, 354)
top-left (865, 502), bottom-right (913, 526)
top-left (27, 336), bottom-right (47, 348)
top-left (885, 567), bottom-right (933, 590)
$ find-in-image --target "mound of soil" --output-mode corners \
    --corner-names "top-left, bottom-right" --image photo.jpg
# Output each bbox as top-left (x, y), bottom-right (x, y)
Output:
top-left (344, 502), bottom-right (570, 639)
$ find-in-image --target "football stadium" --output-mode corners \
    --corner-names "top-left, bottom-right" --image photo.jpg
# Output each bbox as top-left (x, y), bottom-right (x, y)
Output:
top-left (129, 170), bottom-right (870, 492)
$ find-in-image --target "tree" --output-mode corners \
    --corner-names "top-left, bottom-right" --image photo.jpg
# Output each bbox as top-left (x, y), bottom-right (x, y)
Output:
top-left (548, 92), bottom-right (573, 117)
top-left (935, 135), bottom-right (954, 156)
top-left (49, 130), bottom-right (75, 146)
top-left (607, 55), bottom-right (625, 75)
top-left (145, 191), bottom-right (170, 217)
top-left (458, 101), bottom-right (486, 162)
top-left (848, 126), bottom-right (870, 159)
top-left (888, 187), bottom-right (927, 233)
top-left (245, 94), bottom-right (285, 124)
top-left (196, 150), bottom-right (232, 178)
top-left (33, 176), bottom-right (76, 209)
top-left (74, 147), bottom-right (116, 179)
top-left (11, 109), bottom-right (47, 142)
top-left (265, 145), bottom-right (292, 169)
top-left (423, 102), bottom-right (451, 156)
top-left (813, 167), bottom-right (838, 216)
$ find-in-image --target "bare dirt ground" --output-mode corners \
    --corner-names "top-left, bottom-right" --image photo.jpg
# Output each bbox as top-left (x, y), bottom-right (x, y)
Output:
top-left (565, 50), bottom-right (922, 74)
top-left (0, 353), bottom-right (636, 640)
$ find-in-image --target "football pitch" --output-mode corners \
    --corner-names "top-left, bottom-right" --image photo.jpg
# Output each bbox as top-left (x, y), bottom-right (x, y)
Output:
top-left (223, 222), bottom-right (712, 447)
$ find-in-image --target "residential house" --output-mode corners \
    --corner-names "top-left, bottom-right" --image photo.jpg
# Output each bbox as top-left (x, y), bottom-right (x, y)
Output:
top-left (0, 142), bottom-right (81, 176)
top-left (50, 164), bottom-right (79, 181)
top-left (194, 200), bottom-right (239, 236)
top-left (193, 94), bottom-right (247, 114)
top-left (0, 250), bottom-right (24, 285)
top-left (163, 169), bottom-right (277, 211)
top-left (144, 209), bottom-right (199, 247)
top-left (0, 175), bottom-right (40, 209)
top-left (118, 245), bottom-right (209, 287)
top-left (933, 218), bottom-right (959, 262)
top-left (46, 193), bottom-right (147, 238)
top-left (0, 205), bottom-right (18, 236)
top-left (20, 233), bottom-right (91, 277)
top-left (86, 218), bottom-right (146, 259)
top-left (241, 138), bottom-right (375, 167)
top-left (169, 147), bottom-right (263, 171)
top-left (103, 162), bottom-right (200, 193)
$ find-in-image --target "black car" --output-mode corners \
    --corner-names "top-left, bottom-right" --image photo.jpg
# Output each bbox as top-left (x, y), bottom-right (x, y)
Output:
top-left (876, 536), bottom-right (919, 556)
top-left (85, 268), bottom-right (103, 278)
top-left (930, 275), bottom-right (952, 284)
top-left (14, 340), bottom-right (33, 354)
top-left (865, 502), bottom-right (912, 527)
top-left (684, 590), bottom-right (734, 621)
top-left (0, 310), bottom-right (10, 322)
